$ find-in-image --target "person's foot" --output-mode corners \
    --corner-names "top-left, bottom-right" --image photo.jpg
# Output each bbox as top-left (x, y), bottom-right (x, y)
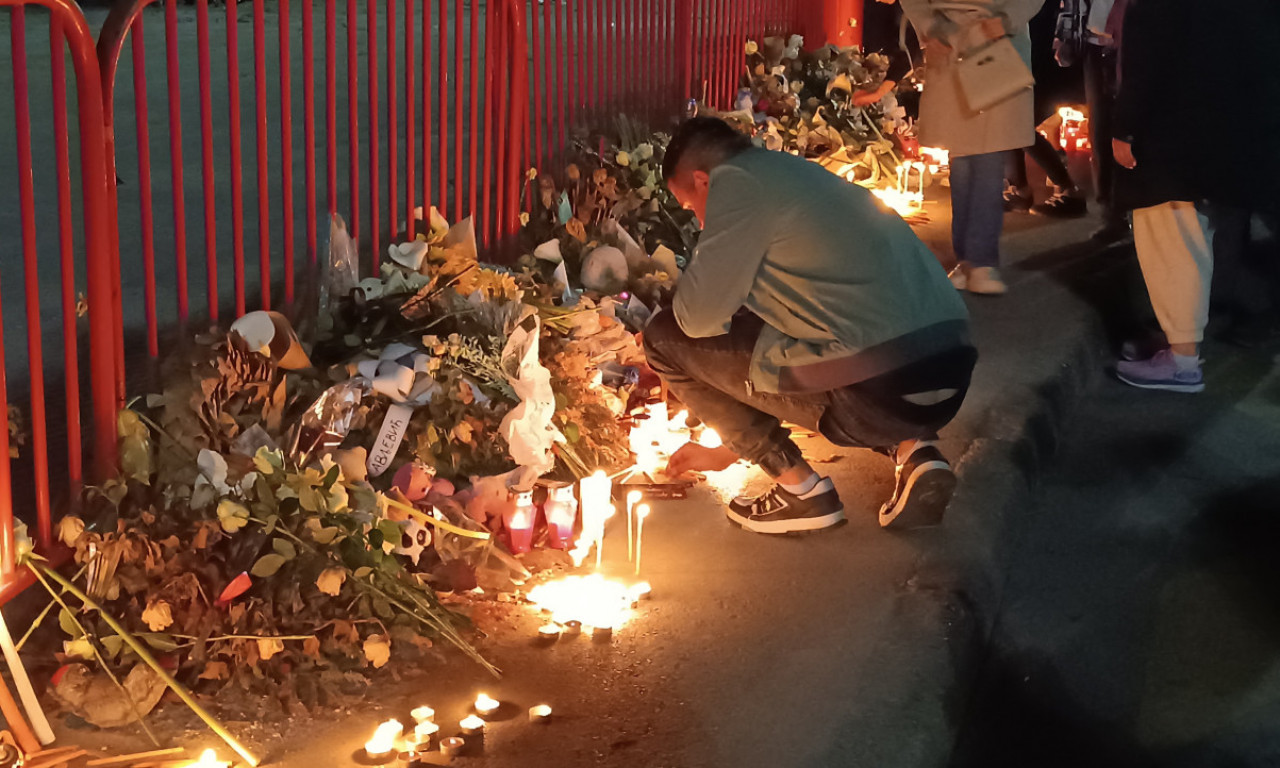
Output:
top-left (1115, 349), bottom-right (1204, 393)
top-left (1031, 190), bottom-right (1087, 218)
top-left (948, 264), bottom-right (968, 291)
top-left (1003, 186), bottom-right (1033, 213)
top-left (1091, 220), bottom-right (1131, 244)
top-left (726, 478), bottom-right (845, 534)
top-left (966, 266), bottom-right (1008, 295)
top-left (879, 444), bottom-right (956, 529)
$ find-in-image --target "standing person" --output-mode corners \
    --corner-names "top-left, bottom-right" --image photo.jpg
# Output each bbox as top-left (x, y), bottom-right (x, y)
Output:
top-left (1111, 0), bottom-right (1280, 391)
top-left (646, 118), bottom-right (976, 533)
top-left (901, 0), bottom-right (1046, 296)
top-left (1053, 0), bottom-right (1129, 242)
top-left (853, 0), bottom-right (918, 108)
top-left (1004, 0), bottom-right (1086, 217)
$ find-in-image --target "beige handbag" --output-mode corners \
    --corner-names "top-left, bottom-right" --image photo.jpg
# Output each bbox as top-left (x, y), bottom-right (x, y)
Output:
top-left (955, 34), bottom-right (1035, 112)
top-left (931, 3), bottom-right (1035, 113)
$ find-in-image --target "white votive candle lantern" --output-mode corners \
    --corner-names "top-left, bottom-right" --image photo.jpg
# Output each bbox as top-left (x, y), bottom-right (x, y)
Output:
top-left (528, 704), bottom-right (553, 724)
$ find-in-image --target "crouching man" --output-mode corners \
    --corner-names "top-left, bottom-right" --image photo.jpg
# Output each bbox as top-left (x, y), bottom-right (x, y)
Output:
top-left (645, 117), bottom-right (977, 533)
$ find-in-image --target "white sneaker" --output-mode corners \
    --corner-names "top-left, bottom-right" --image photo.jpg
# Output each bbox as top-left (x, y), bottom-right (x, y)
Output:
top-left (966, 266), bottom-right (1008, 295)
top-left (948, 265), bottom-right (968, 291)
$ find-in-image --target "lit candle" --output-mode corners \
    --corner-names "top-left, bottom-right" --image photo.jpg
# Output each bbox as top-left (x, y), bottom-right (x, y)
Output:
top-left (459, 715), bottom-right (486, 735)
top-left (184, 750), bottom-right (230, 768)
top-left (504, 491), bottom-right (536, 554)
top-left (698, 428), bottom-right (722, 449)
top-left (579, 471), bottom-right (613, 568)
top-left (528, 704), bottom-right (553, 724)
top-left (634, 504), bottom-right (650, 576)
top-left (440, 737), bottom-right (466, 757)
top-left (626, 490), bottom-right (642, 561)
top-left (628, 581), bottom-right (652, 603)
top-left (592, 624), bottom-right (613, 640)
top-left (538, 623), bottom-right (562, 642)
top-left (545, 485), bottom-right (578, 549)
top-left (563, 620), bottom-right (582, 636)
top-left (473, 694), bottom-right (500, 717)
top-left (364, 720), bottom-right (403, 761)
top-left (413, 720), bottom-right (439, 744)
top-left (410, 706), bottom-right (434, 724)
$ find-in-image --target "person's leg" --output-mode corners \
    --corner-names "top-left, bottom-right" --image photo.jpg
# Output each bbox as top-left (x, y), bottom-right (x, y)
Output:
top-left (1117, 201), bottom-right (1213, 392)
top-left (1028, 133), bottom-right (1088, 217)
top-left (950, 153), bottom-right (975, 267)
top-left (1084, 46), bottom-right (1127, 238)
top-left (1004, 150), bottom-right (1034, 212)
top-left (961, 151), bottom-right (1008, 271)
top-left (643, 310), bottom-right (844, 533)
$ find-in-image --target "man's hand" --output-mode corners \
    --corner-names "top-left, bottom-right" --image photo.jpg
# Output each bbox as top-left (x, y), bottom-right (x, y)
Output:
top-left (1113, 139), bottom-right (1137, 170)
top-left (665, 443), bottom-right (740, 477)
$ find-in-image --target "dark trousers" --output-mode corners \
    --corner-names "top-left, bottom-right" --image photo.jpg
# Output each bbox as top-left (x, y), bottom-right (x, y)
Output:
top-left (1007, 133), bottom-right (1076, 192)
top-left (1084, 45), bottom-right (1123, 225)
top-left (643, 310), bottom-right (976, 478)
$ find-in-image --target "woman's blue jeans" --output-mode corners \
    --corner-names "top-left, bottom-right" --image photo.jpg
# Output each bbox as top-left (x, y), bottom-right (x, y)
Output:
top-left (950, 151), bottom-right (1007, 269)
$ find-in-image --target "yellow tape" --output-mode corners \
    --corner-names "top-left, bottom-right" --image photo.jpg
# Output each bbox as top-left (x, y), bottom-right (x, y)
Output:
top-left (380, 494), bottom-right (492, 540)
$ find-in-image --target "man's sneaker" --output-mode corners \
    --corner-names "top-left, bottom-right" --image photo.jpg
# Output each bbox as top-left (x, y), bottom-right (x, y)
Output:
top-left (1003, 186), bottom-right (1032, 213)
top-left (726, 478), bottom-right (844, 534)
top-left (1115, 349), bottom-right (1204, 393)
top-left (967, 266), bottom-right (1008, 295)
top-left (1031, 191), bottom-right (1087, 218)
top-left (879, 445), bottom-right (956, 529)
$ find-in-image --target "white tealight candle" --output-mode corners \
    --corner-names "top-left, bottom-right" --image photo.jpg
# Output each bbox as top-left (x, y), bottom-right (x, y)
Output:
top-left (538, 623), bottom-right (562, 642)
top-left (528, 704), bottom-right (553, 724)
top-left (474, 693), bottom-right (500, 716)
top-left (413, 720), bottom-right (439, 742)
top-left (410, 705), bottom-right (434, 724)
top-left (440, 737), bottom-right (466, 757)
top-left (364, 719), bottom-right (403, 761)
top-left (459, 714), bottom-right (486, 735)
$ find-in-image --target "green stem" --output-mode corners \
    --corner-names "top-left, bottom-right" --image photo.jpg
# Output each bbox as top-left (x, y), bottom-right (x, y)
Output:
top-left (16, 564), bottom-right (90, 651)
top-left (30, 563), bottom-right (261, 767)
top-left (26, 566), bottom-right (162, 748)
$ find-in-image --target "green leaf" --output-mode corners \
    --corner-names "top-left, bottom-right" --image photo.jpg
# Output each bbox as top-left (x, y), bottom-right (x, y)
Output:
top-left (376, 520), bottom-right (402, 547)
top-left (272, 538), bottom-right (297, 560)
top-left (253, 447), bottom-right (284, 476)
top-left (353, 566), bottom-right (374, 580)
top-left (564, 422), bottom-right (581, 444)
top-left (322, 463), bottom-right (341, 490)
top-left (100, 635), bottom-right (125, 659)
top-left (372, 598), bottom-right (395, 620)
top-left (311, 526), bottom-right (340, 545)
top-left (137, 633), bottom-right (180, 652)
top-left (217, 499), bottom-right (250, 533)
top-left (262, 514), bottom-right (279, 535)
top-left (368, 529), bottom-right (384, 550)
top-left (58, 609), bottom-right (83, 638)
top-left (251, 553), bottom-right (288, 578)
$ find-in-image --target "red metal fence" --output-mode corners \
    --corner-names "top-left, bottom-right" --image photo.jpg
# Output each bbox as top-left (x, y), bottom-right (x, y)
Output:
top-left (0, 0), bottom-right (805, 604)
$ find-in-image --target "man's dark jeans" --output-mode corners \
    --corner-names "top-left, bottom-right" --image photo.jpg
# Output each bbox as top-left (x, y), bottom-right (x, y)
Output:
top-left (643, 310), bottom-right (977, 478)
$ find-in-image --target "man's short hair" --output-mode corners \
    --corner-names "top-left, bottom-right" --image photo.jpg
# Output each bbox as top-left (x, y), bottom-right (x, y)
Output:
top-left (662, 117), bottom-right (753, 182)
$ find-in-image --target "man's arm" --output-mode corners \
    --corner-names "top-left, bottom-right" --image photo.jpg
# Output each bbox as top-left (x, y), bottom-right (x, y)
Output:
top-left (672, 166), bottom-right (773, 338)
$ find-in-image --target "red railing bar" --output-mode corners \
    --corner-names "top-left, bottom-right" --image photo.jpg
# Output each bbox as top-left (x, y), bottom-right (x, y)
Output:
top-left (388, 0), bottom-right (398, 243)
top-left (326, 0), bottom-right (337, 217)
top-left (197, 0), bottom-right (218, 321)
top-left (10, 7), bottom-right (52, 551)
top-left (163, 0), bottom-right (189, 324)
top-left (452, 0), bottom-right (463, 217)
top-left (575, 0), bottom-right (586, 120)
top-left (304, 0), bottom-right (319, 261)
top-left (594, 0), bottom-right (604, 120)
top-left (253, 0), bottom-right (270, 309)
top-left (279, 0), bottom-right (296, 303)
top-left (437, 0), bottom-right (448, 216)
top-left (227, 0), bottom-right (247, 317)
top-left (542, 0), bottom-right (555, 153)
top-left (482, 0), bottom-right (495, 245)
top-left (129, 18), bottom-right (159, 355)
top-left (422, 0), bottom-right (432, 215)
top-left (495, 0), bottom-right (509, 248)
top-left (404, 0), bottom-right (415, 238)
top-left (505, 0), bottom-right (527, 246)
top-left (529, 0), bottom-right (542, 168)
top-left (467, 0), bottom-right (479, 224)
top-left (347, 0), bottom-right (360, 241)
top-left (49, 16), bottom-right (82, 488)
top-left (368, 0), bottom-right (381, 268)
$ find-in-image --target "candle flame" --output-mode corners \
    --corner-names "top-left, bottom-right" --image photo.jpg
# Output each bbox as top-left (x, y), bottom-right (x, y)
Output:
top-left (527, 573), bottom-right (642, 630)
top-left (460, 714), bottom-right (486, 730)
top-left (698, 428), bottom-right (722, 449)
top-left (474, 693), bottom-right (500, 713)
top-left (364, 719), bottom-right (403, 756)
top-left (184, 750), bottom-right (230, 768)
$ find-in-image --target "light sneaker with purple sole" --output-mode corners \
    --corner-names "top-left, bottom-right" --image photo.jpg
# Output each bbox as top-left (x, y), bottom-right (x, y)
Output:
top-left (1115, 349), bottom-right (1204, 393)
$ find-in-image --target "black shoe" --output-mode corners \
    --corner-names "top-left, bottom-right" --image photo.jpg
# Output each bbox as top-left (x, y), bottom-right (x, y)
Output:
top-left (879, 445), bottom-right (956, 529)
top-left (1031, 191), bottom-right (1087, 218)
top-left (727, 478), bottom-right (845, 534)
top-left (1091, 220), bottom-right (1132, 244)
top-left (1003, 187), bottom-right (1033, 213)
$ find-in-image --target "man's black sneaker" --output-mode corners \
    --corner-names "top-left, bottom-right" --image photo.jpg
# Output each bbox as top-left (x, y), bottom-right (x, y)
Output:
top-left (727, 478), bottom-right (845, 534)
top-left (879, 445), bottom-right (955, 529)
top-left (1091, 220), bottom-right (1132, 244)
top-left (1031, 191), bottom-right (1087, 218)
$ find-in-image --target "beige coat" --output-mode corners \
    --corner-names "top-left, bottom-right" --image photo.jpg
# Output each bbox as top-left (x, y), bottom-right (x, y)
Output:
top-left (900, 0), bottom-right (1044, 157)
